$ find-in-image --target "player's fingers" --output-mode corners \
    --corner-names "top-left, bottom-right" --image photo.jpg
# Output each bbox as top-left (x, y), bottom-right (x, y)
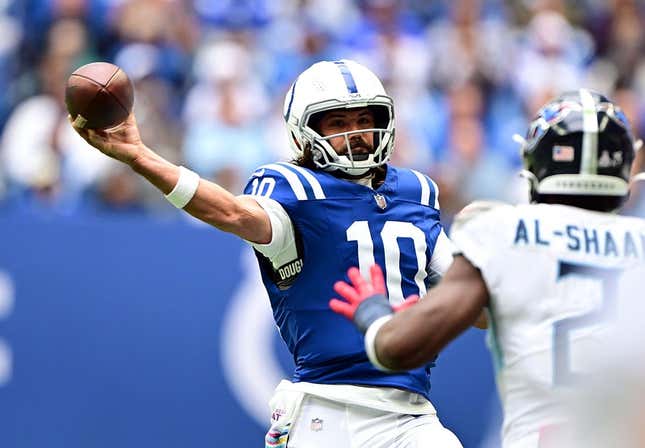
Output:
top-left (393, 294), bottom-right (419, 312)
top-left (86, 130), bottom-right (105, 146)
top-left (329, 299), bottom-right (355, 319)
top-left (347, 266), bottom-right (372, 296)
top-left (125, 112), bottom-right (137, 125)
top-left (67, 114), bottom-right (83, 129)
top-left (77, 129), bottom-right (91, 142)
top-left (89, 128), bottom-right (109, 138)
top-left (369, 264), bottom-right (386, 295)
top-left (68, 115), bottom-right (90, 140)
top-left (86, 131), bottom-right (114, 153)
top-left (333, 280), bottom-right (361, 303)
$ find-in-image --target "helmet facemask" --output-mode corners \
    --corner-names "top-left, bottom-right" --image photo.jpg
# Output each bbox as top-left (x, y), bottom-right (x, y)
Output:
top-left (300, 101), bottom-right (394, 177)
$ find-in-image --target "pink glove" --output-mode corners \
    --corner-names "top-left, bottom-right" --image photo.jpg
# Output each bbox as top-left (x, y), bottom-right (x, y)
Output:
top-left (329, 264), bottom-right (419, 332)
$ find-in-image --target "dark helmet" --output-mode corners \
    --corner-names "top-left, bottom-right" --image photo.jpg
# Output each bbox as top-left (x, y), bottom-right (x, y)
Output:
top-left (520, 89), bottom-right (636, 210)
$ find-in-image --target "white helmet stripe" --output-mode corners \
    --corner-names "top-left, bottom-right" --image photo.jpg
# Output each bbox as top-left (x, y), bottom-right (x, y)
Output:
top-left (277, 163), bottom-right (326, 199)
top-left (262, 163), bottom-right (308, 200)
top-left (580, 88), bottom-right (599, 174)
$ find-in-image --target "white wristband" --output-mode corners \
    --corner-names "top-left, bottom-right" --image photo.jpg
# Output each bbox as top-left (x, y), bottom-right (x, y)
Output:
top-left (165, 166), bottom-right (200, 209)
top-left (364, 315), bottom-right (395, 372)
top-left (632, 172), bottom-right (645, 183)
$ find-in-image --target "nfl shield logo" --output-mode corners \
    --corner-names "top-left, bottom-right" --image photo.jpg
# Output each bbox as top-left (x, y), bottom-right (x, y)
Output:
top-left (310, 418), bottom-right (323, 432)
top-left (374, 194), bottom-right (387, 209)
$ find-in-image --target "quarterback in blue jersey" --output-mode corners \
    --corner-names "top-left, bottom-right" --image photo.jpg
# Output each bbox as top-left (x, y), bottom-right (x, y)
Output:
top-left (69, 59), bottom-right (461, 447)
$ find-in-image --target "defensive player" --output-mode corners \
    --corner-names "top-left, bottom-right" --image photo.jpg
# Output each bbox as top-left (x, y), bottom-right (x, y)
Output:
top-left (70, 60), bottom-right (462, 447)
top-left (330, 89), bottom-right (645, 447)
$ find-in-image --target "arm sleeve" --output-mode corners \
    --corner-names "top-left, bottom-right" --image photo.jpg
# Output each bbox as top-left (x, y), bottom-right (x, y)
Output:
top-left (241, 195), bottom-right (299, 269)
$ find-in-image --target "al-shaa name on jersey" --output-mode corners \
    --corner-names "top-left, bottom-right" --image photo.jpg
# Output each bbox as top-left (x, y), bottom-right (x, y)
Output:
top-left (513, 218), bottom-right (645, 259)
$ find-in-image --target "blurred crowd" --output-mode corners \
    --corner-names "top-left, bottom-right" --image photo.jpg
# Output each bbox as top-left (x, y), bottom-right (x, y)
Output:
top-left (0, 0), bottom-right (644, 220)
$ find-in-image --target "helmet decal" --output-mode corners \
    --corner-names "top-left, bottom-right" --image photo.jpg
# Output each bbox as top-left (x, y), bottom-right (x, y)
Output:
top-left (284, 79), bottom-right (298, 121)
top-left (580, 88), bottom-right (599, 175)
top-left (333, 61), bottom-right (358, 94)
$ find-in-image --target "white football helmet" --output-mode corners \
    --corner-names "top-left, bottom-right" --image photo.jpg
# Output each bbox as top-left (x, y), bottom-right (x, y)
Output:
top-left (283, 59), bottom-right (395, 176)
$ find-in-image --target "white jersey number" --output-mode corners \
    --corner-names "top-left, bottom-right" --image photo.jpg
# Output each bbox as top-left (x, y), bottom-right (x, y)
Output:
top-left (249, 178), bottom-right (276, 198)
top-left (553, 261), bottom-right (621, 385)
top-left (346, 220), bottom-right (427, 304)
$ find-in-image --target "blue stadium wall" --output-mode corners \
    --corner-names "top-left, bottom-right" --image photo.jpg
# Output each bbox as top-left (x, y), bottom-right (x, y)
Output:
top-left (0, 211), bottom-right (501, 447)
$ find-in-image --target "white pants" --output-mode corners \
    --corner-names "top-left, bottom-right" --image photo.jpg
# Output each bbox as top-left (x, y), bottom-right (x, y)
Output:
top-left (266, 392), bottom-right (462, 448)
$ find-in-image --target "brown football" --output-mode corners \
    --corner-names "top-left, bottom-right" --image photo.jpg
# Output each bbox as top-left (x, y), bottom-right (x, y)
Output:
top-left (65, 62), bottom-right (134, 130)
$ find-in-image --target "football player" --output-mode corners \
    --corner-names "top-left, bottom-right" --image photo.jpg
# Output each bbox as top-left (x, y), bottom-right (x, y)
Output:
top-left (330, 89), bottom-right (645, 448)
top-left (70, 60), bottom-right (462, 447)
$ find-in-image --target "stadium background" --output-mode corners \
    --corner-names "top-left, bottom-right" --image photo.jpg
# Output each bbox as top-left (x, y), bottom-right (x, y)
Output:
top-left (0, 0), bottom-right (643, 446)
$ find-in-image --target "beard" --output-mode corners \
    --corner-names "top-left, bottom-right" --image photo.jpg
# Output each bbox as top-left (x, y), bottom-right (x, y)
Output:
top-left (341, 138), bottom-right (374, 160)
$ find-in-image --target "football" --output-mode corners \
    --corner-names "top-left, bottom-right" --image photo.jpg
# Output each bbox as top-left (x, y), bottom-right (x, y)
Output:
top-left (65, 62), bottom-right (134, 130)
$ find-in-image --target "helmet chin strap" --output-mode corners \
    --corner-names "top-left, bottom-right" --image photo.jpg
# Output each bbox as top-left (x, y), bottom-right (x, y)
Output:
top-left (311, 141), bottom-right (377, 178)
top-left (333, 167), bottom-right (374, 179)
top-left (317, 158), bottom-right (372, 178)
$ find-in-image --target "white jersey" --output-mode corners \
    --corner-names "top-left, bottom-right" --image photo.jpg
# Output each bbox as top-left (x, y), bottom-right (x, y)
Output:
top-left (450, 202), bottom-right (645, 447)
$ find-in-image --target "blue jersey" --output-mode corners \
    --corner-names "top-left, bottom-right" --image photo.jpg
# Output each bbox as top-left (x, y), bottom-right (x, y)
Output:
top-left (243, 162), bottom-right (444, 400)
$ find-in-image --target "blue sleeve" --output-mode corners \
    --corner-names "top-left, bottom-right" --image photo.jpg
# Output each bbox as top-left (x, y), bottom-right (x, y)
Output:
top-left (243, 165), bottom-right (304, 206)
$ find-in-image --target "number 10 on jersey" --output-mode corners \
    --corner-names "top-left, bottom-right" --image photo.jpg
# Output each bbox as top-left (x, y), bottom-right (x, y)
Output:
top-left (347, 220), bottom-right (428, 305)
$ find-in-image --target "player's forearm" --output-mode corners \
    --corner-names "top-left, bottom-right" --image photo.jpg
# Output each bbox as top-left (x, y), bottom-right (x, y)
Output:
top-left (129, 145), bottom-right (180, 194)
top-left (129, 147), bottom-right (270, 241)
top-left (375, 290), bottom-right (477, 370)
top-left (373, 256), bottom-right (489, 370)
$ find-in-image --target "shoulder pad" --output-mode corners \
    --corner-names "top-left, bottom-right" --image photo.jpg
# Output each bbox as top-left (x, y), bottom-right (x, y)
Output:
top-left (452, 200), bottom-right (509, 229)
top-left (244, 162), bottom-right (326, 202)
top-left (405, 169), bottom-right (440, 208)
